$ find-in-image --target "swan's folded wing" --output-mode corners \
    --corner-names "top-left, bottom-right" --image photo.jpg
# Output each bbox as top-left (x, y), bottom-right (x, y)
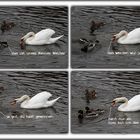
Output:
top-left (127, 28), bottom-right (140, 42)
top-left (128, 94), bottom-right (140, 108)
top-left (34, 29), bottom-right (55, 41)
top-left (28, 91), bottom-right (52, 104)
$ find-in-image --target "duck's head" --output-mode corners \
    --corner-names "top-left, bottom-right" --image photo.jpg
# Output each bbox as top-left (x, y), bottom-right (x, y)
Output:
top-left (20, 32), bottom-right (35, 49)
top-left (78, 110), bottom-right (84, 120)
top-left (85, 106), bottom-right (90, 111)
top-left (85, 106), bottom-right (91, 113)
top-left (95, 40), bottom-right (99, 44)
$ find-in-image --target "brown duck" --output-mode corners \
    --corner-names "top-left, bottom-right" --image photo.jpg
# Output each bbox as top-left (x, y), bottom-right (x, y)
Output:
top-left (1, 20), bottom-right (15, 33)
top-left (90, 20), bottom-right (105, 33)
top-left (85, 89), bottom-right (97, 103)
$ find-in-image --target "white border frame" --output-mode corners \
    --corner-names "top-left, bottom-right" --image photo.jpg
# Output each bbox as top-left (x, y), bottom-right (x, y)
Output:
top-left (0, 1), bottom-right (140, 139)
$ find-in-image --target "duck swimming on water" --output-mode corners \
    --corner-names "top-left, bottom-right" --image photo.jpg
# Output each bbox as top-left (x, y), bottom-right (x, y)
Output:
top-left (85, 107), bottom-right (99, 118)
top-left (78, 108), bottom-right (98, 122)
top-left (90, 20), bottom-right (105, 34)
top-left (1, 20), bottom-right (15, 33)
top-left (81, 40), bottom-right (99, 52)
top-left (85, 89), bottom-right (97, 103)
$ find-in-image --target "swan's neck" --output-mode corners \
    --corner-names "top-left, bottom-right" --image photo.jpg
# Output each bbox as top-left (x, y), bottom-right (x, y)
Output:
top-left (23, 32), bottom-right (35, 43)
top-left (118, 35), bottom-right (127, 43)
top-left (117, 97), bottom-right (128, 111)
top-left (18, 95), bottom-right (30, 103)
top-left (19, 96), bottom-right (30, 108)
top-left (116, 30), bottom-right (128, 43)
top-left (26, 36), bottom-right (35, 44)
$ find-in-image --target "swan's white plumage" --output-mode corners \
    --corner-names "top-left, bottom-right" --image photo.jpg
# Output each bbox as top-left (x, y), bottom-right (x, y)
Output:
top-left (34, 29), bottom-right (55, 41)
top-left (22, 28), bottom-right (63, 45)
top-left (115, 28), bottom-right (140, 44)
top-left (14, 91), bottom-right (60, 109)
top-left (114, 95), bottom-right (140, 112)
top-left (27, 91), bottom-right (52, 105)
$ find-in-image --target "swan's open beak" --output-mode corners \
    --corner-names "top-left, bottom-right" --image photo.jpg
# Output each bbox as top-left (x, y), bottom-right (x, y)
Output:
top-left (10, 100), bottom-right (16, 105)
top-left (20, 38), bottom-right (25, 50)
top-left (112, 101), bottom-right (116, 107)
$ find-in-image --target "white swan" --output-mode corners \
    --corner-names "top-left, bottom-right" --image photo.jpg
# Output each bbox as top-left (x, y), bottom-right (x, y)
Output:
top-left (112, 28), bottom-right (140, 44)
top-left (20, 28), bottom-right (63, 47)
top-left (11, 91), bottom-right (60, 109)
top-left (112, 95), bottom-right (140, 112)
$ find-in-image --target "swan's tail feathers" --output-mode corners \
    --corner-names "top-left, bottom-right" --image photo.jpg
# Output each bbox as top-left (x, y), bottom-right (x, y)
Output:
top-left (50, 35), bottom-right (64, 43)
top-left (46, 97), bottom-right (61, 107)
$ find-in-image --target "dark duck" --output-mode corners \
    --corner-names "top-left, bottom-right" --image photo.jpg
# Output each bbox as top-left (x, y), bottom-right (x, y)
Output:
top-left (78, 107), bottom-right (99, 123)
top-left (80, 39), bottom-right (99, 52)
top-left (1, 20), bottom-right (15, 33)
top-left (84, 107), bottom-right (99, 118)
top-left (85, 89), bottom-right (97, 103)
top-left (78, 110), bottom-right (84, 123)
top-left (85, 106), bottom-right (105, 115)
top-left (90, 20), bottom-right (105, 34)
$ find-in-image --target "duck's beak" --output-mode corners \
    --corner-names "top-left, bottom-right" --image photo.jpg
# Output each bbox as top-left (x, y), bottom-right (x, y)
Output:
top-left (112, 100), bottom-right (116, 107)
top-left (20, 38), bottom-right (25, 49)
top-left (10, 100), bottom-right (16, 105)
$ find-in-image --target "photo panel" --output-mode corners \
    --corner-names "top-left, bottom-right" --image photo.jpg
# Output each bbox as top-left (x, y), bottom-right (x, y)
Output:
top-left (71, 6), bottom-right (140, 68)
top-left (71, 71), bottom-right (140, 133)
top-left (0, 71), bottom-right (68, 134)
top-left (0, 6), bottom-right (68, 69)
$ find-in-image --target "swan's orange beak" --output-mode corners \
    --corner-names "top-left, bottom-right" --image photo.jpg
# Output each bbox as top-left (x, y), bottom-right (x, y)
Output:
top-left (112, 101), bottom-right (116, 107)
top-left (20, 38), bottom-right (25, 50)
top-left (10, 100), bottom-right (16, 106)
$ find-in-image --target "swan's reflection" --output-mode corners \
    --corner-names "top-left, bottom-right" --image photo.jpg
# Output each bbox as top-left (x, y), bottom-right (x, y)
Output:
top-left (108, 107), bottom-right (140, 125)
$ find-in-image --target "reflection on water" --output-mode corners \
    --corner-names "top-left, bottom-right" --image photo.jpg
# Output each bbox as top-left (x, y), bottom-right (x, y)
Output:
top-left (71, 6), bottom-right (140, 68)
top-left (0, 7), bottom-right (68, 68)
top-left (71, 71), bottom-right (140, 133)
top-left (0, 71), bottom-right (68, 134)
